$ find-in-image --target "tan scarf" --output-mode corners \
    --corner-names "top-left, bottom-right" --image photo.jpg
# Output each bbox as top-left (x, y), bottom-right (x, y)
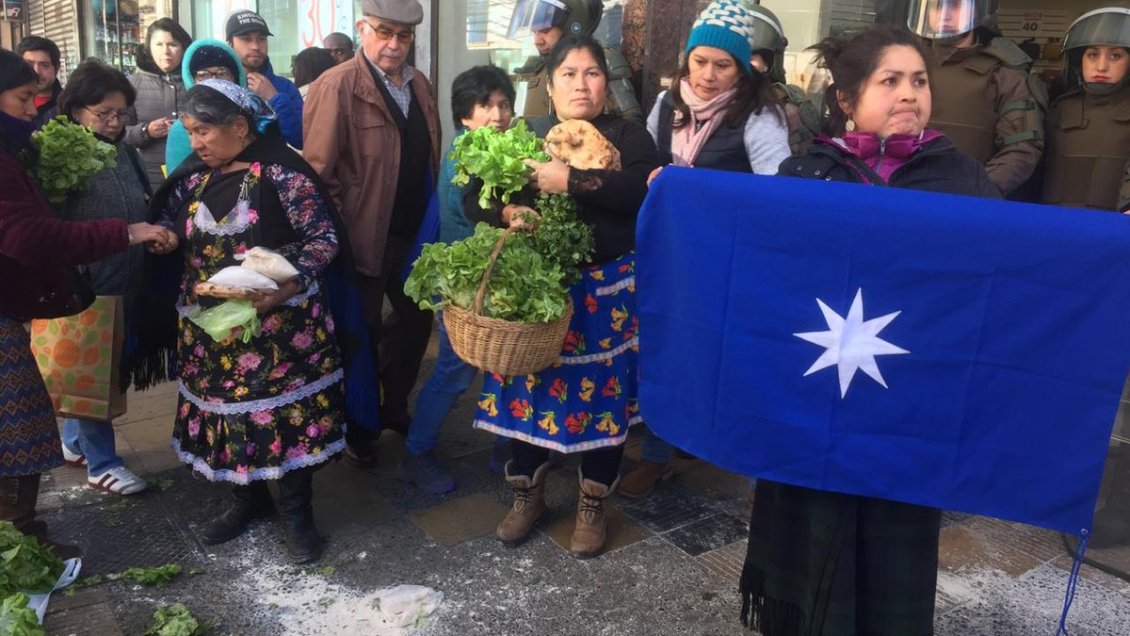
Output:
top-left (670, 77), bottom-right (738, 167)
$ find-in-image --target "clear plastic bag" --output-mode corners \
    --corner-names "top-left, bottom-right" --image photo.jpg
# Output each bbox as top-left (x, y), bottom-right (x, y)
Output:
top-left (187, 299), bottom-right (261, 343)
top-left (236, 247), bottom-right (299, 283)
top-left (374, 584), bottom-right (443, 628)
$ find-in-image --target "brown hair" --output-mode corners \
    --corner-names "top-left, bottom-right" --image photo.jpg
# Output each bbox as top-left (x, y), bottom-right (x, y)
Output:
top-left (669, 51), bottom-right (782, 130)
top-left (810, 24), bottom-right (932, 135)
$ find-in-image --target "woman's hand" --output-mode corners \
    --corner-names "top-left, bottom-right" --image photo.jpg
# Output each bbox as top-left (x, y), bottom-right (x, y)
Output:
top-left (647, 166), bottom-right (664, 187)
top-left (146, 118), bottom-right (173, 140)
top-left (524, 156), bottom-right (570, 194)
top-left (128, 222), bottom-right (169, 246)
top-left (253, 279), bottom-right (303, 315)
top-left (146, 227), bottom-right (179, 254)
top-left (501, 204), bottom-right (539, 229)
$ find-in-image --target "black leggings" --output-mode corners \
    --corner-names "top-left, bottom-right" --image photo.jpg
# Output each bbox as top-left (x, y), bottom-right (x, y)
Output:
top-left (510, 439), bottom-right (624, 487)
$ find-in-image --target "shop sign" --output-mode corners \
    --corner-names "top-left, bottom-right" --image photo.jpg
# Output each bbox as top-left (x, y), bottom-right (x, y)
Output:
top-left (299, 0), bottom-right (355, 49)
top-left (4, 0), bottom-right (23, 22)
top-left (998, 9), bottom-right (1073, 40)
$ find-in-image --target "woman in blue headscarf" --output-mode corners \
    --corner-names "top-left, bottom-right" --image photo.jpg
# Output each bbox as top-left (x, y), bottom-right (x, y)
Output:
top-left (148, 80), bottom-right (347, 564)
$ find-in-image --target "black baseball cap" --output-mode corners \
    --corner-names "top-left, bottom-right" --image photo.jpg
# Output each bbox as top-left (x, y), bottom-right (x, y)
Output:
top-left (226, 10), bottom-right (274, 39)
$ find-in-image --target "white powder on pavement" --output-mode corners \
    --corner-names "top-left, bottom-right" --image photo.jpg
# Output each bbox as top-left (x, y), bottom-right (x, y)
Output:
top-left (935, 564), bottom-right (1130, 636)
top-left (222, 533), bottom-right (440, 636)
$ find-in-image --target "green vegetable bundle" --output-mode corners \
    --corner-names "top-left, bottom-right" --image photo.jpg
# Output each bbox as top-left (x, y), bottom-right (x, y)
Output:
top-left (0, 521), bottom-right (64, 598)
top-left (144, 603), bottom-right (208, 636)
top-left (0, 594), bottom-right (44, 636)
top-left (524, 193), bottom-right (595, 286)
top-left (406, 224), bottom-right (569, 323)
top-left (451, 120), bottom-right (548, 210)
top-left (28, 116), bottom-right (117, 204)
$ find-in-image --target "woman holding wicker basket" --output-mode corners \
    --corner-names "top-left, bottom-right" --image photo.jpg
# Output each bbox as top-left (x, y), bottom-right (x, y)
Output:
top-left (464, 34), bottom-right (658, 558)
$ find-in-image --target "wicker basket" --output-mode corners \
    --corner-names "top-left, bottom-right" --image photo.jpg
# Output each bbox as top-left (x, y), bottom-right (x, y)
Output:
top-left (444, 227), bottom-right (573, 376)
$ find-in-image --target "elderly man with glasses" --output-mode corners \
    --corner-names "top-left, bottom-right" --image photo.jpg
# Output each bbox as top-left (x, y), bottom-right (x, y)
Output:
top-left (303, 0), bottom-right (441, 474)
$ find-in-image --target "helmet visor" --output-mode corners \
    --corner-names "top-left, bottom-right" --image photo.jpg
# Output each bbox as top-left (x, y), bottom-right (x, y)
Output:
top-left (749, 11), bottom-right (787, 53)
top-left (1063, 8), bottom-right (1130, 52)
top-left (508, 0), bottom-right (570, 39)
top-left (907, 0), bottom-right (987, 39)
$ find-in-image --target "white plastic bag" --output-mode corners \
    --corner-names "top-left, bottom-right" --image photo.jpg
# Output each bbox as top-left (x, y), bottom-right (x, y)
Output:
top-left (207, 266), bottom-right (279, 290)
top-left (236, 247), bottom-right (300, 283)
top-left (374, 584), bottom-right (443, 628)
top-left (26, 557), bottom-right (81, 623)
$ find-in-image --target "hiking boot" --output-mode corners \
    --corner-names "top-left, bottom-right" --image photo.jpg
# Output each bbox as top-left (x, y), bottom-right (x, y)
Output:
top-left (198, 482), bottom-right (274, 545)
top-left (496, 461), bottom-right (549, 546)
top-left (571, 471), bottom-right (619, 558)
top-left (618, 461), bottom-right (673, 499)
top-left (397, 452), bottom-right (456, 494)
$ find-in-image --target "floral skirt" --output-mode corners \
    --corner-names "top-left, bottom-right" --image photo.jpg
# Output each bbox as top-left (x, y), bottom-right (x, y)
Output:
top-left (473, 252), bottom-right (641, 453)
top-left (0, 316), bottom-right (63, 476)
top-left (172, 290), bottom-right (346, 483)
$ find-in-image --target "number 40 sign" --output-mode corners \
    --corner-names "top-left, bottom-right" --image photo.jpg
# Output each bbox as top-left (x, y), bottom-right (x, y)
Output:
top-left (299, 0), bottom-right (355, 49)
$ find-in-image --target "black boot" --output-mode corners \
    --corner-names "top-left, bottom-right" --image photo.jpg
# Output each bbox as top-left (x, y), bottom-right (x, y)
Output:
top-left (198, 481), bottom-right (274, 545)
top-left (1, 474), bottom-right (81, 560)
top-left (276, 469), bottom-right (323, 564)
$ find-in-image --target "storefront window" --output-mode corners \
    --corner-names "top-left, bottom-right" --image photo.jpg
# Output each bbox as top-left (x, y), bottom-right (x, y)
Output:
top-left (82, 0), bottom-right (174, 73)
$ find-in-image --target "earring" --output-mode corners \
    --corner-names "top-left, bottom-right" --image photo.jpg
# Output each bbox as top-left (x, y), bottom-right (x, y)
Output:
top-left (845, 118), bottom-right (856, 132)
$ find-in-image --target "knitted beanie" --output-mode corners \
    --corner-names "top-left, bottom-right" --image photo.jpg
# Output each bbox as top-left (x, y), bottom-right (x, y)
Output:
top-left (686, 0), bottom-right (755, 75)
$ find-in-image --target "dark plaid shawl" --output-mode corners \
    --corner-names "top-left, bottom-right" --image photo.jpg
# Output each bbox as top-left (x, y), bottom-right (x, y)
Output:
top-left (740, 480), bottom-right (942, 636)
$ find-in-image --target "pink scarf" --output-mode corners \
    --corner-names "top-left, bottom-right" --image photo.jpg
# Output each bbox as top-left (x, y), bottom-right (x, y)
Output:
top-left (670, 77), bottom-right (738, 167)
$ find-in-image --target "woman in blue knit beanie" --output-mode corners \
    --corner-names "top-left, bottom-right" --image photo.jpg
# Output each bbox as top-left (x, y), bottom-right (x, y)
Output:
top-left (622, 0), bottom-right (791, 499)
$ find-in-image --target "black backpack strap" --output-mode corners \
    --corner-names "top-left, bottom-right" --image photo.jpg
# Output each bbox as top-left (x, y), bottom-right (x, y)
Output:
top-left (123, 145), bottom-right (153, 201)
top-left (657, 92), bottom-right (675, 165)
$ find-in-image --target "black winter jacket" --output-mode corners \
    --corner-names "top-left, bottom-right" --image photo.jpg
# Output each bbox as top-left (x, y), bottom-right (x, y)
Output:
top-left (779, 135), bottom-right (1002, 199)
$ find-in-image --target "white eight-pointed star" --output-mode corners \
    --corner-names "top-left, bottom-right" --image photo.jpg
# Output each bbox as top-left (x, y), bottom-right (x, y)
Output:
top-left (794, 288), bottom-right (910, 398)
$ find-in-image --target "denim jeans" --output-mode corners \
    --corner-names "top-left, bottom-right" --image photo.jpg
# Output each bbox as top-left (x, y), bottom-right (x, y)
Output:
top-left (405, 314), bottom-right (479, 456)
top-left (641, 427), bottom-right (676, 464)
top-left (62, 418), bottom-right (124, 475)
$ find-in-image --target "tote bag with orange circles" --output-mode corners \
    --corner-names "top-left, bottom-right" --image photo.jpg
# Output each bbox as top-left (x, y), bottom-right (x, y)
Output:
top-left (30, 296), bottom-right (127, 422)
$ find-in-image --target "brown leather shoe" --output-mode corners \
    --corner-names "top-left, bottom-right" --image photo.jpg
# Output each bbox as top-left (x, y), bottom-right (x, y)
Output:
top-left (570, 471), bottom-right (619, 558)
top-left (496, 461), bottom-right (550, 546)
top-left (618, 461), bottom-right (673, 499)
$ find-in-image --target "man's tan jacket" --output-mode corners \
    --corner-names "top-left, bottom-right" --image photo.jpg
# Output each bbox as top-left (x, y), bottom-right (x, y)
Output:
top-left (303, 53), bottom-right (441, 277)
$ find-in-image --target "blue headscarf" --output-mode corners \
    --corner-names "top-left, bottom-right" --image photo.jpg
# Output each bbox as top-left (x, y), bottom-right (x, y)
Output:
top-left (196, 79), bottom-right (277, 135)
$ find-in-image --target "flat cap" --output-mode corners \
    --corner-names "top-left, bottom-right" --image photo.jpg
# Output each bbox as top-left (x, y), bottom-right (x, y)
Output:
top-left (362, 0), bottom-right (424, 26)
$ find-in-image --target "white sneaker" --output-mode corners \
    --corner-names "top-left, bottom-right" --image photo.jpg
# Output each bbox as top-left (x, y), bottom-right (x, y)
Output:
top-left (62, 445), bottom-right (87, 467)
top-left (88, 466), bottom-right (148, 495)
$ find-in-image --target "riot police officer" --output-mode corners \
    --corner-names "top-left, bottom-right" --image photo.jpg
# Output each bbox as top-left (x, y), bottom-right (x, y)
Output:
top-left (741, 1), bottom-right (820, 154)
top-left (508, 0), bottom-right (643, 125)
top-left (1043, 7), bottom-right (1130, 211)
top-left (906, 0), bottom-right (1046, 198)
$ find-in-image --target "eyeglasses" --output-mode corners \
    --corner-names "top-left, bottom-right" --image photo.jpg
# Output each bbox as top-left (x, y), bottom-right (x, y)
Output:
top-left (84, 107), bottom-right (129, 123)
top-left (362, 20), bottom-right (414, 44)
top-left (194, 68), bottom-right (235, 81)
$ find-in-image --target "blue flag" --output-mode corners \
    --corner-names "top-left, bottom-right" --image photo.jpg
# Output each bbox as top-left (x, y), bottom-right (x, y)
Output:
top-left (637, 168), bottom-right (1130, 535)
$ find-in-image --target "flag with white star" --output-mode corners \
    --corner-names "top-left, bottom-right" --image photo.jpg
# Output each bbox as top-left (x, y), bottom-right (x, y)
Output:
top-left (637, 167), bottom-right (1130, 535)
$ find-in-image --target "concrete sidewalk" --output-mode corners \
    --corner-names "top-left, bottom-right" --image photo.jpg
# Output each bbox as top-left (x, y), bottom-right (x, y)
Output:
top-left (35, 354), bottom-right (1130, 635)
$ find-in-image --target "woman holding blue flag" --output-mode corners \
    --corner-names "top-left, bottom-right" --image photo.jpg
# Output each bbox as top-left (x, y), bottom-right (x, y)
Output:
top-left (740, 25), bottom-right (998, 635)
top-left (145, 80), bottom-right (370, 564)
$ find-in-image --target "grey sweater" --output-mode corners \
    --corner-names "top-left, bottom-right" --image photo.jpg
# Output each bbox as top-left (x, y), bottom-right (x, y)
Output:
top-left (56, 141), bottom-right (149, 299)
top-left (125, 68), bottom-right (185, 191)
